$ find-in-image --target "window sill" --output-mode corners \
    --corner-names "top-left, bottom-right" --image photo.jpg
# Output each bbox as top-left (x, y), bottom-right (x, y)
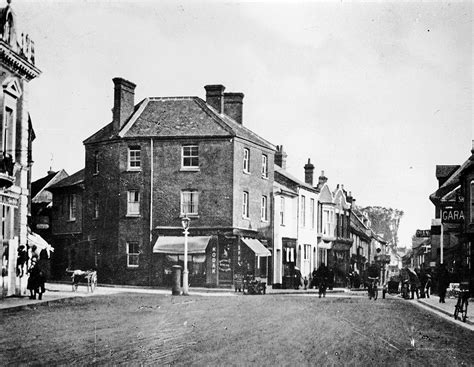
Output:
top-left (127, 266), bottom-right (139, 269)
top-left (242, 216), bottom-right (250, 220)
top-left (261, 219), bottom-right (269, 223)
top-left (180, 167), bottom-right (200, 172)
top-left (243, 170), bottom-right (251, 175)
top-left (92, 172), bottom-right (99, 176)
top-left (126, 168), bottom-right (142, 173)
top-left (66, 219), bottom-right (76, 223)
top-left (261, 175), bottom-right (269, 180)
top-left (126, 214), bottom-right (141, 218)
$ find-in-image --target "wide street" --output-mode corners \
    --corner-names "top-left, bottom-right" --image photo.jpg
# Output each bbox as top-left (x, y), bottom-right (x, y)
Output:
top-left (1, 285), bottom-right (473, 366)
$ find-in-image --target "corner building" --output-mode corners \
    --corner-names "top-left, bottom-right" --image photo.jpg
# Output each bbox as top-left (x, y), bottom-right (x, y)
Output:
top-left (83, 79), bottom-right (274, 287)
top-left (0, 1), bottom-right (40, 298)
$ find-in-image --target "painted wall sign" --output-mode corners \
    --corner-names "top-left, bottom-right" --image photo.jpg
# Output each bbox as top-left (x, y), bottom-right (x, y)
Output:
top-left (441, 207), bottom-right (464, 223)
top-left (415, 229), bottom-right (431, 238)
top-left (0, 193), bottom-right (19, 208)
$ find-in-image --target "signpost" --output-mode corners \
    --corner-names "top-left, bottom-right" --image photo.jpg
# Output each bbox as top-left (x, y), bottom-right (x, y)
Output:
top-left (440, 205), bottom-right (464, 223)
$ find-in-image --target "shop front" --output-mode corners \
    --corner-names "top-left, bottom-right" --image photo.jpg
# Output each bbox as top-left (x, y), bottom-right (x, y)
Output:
top-left (152, 234), bottom-right (271, 288)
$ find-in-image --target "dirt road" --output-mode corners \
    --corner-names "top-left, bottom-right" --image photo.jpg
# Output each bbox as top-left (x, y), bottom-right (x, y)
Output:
top-left (1, 293), bottom-right (473, 366)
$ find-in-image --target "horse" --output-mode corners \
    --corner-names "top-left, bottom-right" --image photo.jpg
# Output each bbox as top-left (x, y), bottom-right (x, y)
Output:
top-left (66, 269), bottom-right (97, 293)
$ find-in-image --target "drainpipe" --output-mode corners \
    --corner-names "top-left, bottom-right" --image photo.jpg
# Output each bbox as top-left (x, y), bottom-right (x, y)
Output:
top-left (149, 138), bottom-right (154, 286)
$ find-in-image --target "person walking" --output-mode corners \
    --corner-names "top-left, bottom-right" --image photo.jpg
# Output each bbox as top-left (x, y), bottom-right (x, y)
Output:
top-left (425, 273), bottom-right (432, 298)
top-left (437, 263), bottom-right (449, 303)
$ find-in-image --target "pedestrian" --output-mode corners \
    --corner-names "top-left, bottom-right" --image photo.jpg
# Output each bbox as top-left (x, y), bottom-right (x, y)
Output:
top-left (27, 258), bottom-right (40, 299)
top-left (410, 269), bottom-right (421, 300)
top-left (316, 264), bottom-right (329, 298)
top-left (311, 268), bottom-right (317, 289)
top-left (303, 276), bottom-right (308, 290)
top-left (437, 264), bottom-right (449, 303)
top-left (425, 274), bottom-right (432, 298)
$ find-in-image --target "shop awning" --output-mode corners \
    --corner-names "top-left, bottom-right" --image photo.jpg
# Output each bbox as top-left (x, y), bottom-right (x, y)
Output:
top-left (318, 241), bottom-right (333, 250)
top-left (242, 238), bottom-right (271, 257)
top-left (27, 230), bottom-right (54, 256)
top-left (153, 236), bottom-right (212, 255)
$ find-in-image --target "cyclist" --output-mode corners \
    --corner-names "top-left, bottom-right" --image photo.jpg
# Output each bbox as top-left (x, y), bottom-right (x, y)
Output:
top-left (367, 262), bottom-right (380, 300)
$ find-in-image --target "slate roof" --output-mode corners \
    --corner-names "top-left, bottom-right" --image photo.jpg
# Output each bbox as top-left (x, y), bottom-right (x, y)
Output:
top-left (84, 97), bottom-right (275, 151)
top-left (275, 167), bottom-right (319, 193)
top-left (31, 172), bottom-right (57, 198)
top-left (49, 169), bottom-right (84, 190)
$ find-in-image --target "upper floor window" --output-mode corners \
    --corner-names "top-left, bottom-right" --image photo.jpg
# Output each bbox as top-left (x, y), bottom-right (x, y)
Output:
top-left (310, 198), bottom-right (315, 229)
top-left (243, 191), bottom-right (249, 218)
top-left (471, 181), bottom-right (474, 223)
top-left (128, 146), bottom-right (141, 170)
top-left (304, 244), bottom-right (311, 260)
top-left (182, 145), bottom-right (199, 169)
top-left (93, 151), bottom-right (99, 174)
top-left (261, 195), bottom-right (268, 221)
top-left (243, 148), bottom-right (250, 173)
top-left (323, 209), bottom-right (331, 236)
top-left (68, 194), bottom-right (76, 221)
top-left (280, 196), bottom-right (285, 226)
top-left (181, 190), bottom-right (199, 216)
top-left (127, 242), bottom-right (139, 268)
top-left (127, 190), bottom-right (140, 216)
top-left (3, 107), bottom-right (14, 155)
top-left (93, 194), bottom-right (99, 219)
top-left (301, 195), bottom-right (306, 227)
top-left (261, 154), bottom-right (268, 178)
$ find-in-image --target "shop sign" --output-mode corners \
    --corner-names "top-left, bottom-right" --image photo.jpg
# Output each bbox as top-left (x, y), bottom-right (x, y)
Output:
top-left (211, 245), bottom-right (217, 274)
top-left (415, 230), bottom-right (431, 238)
top-left (0, 193), bottom-right (19, 208)
top-left (441, 206), bottom-right (464, 223)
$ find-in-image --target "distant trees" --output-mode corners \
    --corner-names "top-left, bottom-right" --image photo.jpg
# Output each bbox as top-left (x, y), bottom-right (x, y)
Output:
top-left (357, 206), bottom-right (404, 248)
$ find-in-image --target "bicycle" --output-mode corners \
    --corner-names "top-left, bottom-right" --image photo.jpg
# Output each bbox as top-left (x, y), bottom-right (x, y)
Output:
top-left (368, 277), bottom-right (379, 300)
top-left (453, 283), bottom-right (469, 322)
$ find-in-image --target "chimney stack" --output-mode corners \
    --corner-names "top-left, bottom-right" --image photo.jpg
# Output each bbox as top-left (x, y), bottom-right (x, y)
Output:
top-left (205, 84), bottom-right (225, 114)
top-left (275, 145), bottom-right (288, 169)
top-left (224, 92), bottom-right (244, 124)
top-left (318, 170), bottom-right (328, 186)
top-left (112, 77), bottom-right (136, 132)
top-left (304, 158), bottom-right (314, 186)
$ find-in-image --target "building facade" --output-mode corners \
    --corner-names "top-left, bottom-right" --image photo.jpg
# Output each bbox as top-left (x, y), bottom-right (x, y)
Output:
top-left (80, 79), bottom-right (274, 287)
top-left (272, 152), bottom-right (319, 288)
top-left (429, 142), bottom-right (474, 293)
top-left (0, 1), bottom-right (40, 298)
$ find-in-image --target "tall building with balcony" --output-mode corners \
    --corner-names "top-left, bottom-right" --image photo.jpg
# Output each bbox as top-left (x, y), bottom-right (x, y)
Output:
top-left (81, 79), bottom-right (274, 287)
top-left (0, 1), bottom-right (41, 297)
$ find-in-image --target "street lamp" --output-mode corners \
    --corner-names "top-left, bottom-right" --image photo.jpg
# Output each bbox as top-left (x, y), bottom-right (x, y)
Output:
top-left (181, 215), bottom-right (190, 296)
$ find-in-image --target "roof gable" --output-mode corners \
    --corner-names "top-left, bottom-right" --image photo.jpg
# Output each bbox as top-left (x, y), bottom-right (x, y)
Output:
top-left (32, 169), bottom-right (69, 203)
top-left (49, 169), bottom-right (84, 190)
top-left (319, 184), bottom-right (333, 204)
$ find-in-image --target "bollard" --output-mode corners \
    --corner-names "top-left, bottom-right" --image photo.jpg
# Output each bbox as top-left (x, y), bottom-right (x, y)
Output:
top-left (171, 265), bottom-right (182, 296)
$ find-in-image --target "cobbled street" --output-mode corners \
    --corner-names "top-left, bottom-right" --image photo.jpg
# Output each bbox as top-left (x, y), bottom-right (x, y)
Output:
top-left (1, 292), bottom-right (473, 366)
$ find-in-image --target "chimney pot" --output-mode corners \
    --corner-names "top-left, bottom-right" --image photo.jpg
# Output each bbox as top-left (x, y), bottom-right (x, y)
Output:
top-left (205, 84), bottom-right (225, 114)
top-left (318, 170), bottom-right (328, 186)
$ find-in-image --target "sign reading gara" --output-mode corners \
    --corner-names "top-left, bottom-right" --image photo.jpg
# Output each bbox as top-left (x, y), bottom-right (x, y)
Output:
top-left (441, 205), bottom-right (464, 223)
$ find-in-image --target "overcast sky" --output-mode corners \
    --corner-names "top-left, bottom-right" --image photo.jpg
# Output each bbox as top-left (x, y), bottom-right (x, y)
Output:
top-left (14, 0), bottom-right (473, 247)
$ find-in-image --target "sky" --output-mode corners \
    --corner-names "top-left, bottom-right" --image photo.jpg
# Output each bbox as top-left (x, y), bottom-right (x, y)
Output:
top-left (12, 0), bottom-right (473, 248)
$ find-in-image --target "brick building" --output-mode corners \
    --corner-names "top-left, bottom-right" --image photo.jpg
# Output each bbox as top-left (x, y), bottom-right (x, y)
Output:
top-left (48, 169), bottom-right (85, 279)
top-left (429, 142), bottom-right (474, 293)
top-left (81, 79), bottom-right (274, 287)
top-left (0, 1), bottom-right (40, 298)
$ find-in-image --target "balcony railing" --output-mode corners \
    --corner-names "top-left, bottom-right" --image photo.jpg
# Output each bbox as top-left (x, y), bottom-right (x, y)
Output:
top-left (0, 152), bottom-right (15, 188)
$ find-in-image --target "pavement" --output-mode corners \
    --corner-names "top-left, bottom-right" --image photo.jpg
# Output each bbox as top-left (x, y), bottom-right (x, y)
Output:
top-left (1, 283), bottom-right (473, 331)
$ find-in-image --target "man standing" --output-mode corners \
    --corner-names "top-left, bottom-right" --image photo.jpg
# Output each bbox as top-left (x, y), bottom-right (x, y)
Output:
top-left (437, 263), bottom-right (449, 303)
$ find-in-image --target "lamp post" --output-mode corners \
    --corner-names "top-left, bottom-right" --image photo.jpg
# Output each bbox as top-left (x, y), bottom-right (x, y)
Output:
top-left (181, 215), bottom-right (190, 296)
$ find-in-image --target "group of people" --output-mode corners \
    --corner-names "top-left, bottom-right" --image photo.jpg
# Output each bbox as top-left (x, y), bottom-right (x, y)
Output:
top-left (26, 245), bottom-right (49, 300)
